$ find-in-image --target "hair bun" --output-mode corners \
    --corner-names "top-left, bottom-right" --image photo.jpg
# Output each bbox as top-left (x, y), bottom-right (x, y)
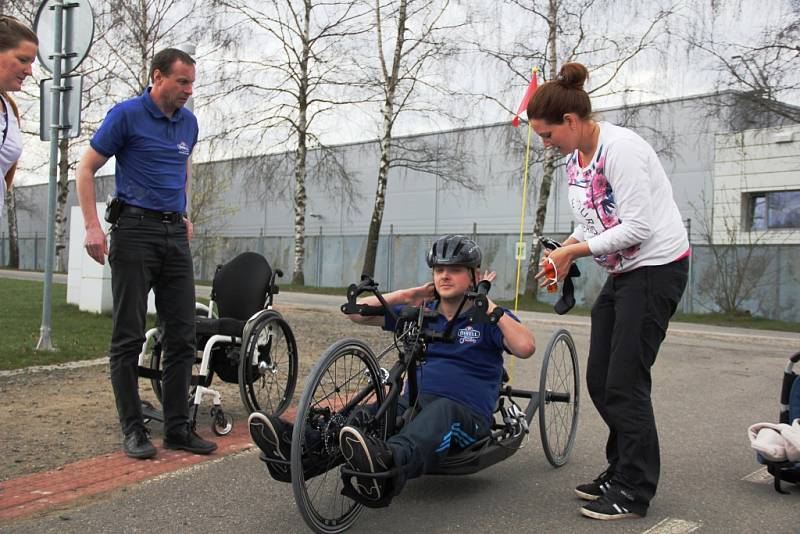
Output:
top-left (557, 62), bottom-right (589, 90)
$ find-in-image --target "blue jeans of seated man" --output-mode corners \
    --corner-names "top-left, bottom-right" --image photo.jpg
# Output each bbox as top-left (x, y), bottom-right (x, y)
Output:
top-left (108, 213), bottom-right (196, 437)
top-left (388, 394), bottom-right (490, 485)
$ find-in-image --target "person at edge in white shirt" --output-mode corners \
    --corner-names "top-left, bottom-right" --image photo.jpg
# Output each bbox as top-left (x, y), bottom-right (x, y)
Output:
top-left (0, 16), bottom-right (37, 226)
top-left (527, 61), bottom-right (690, 521)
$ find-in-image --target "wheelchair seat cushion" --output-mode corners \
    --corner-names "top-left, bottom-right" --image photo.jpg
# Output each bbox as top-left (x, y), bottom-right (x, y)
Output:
top-left (196, 317), bottom-right (246, 338)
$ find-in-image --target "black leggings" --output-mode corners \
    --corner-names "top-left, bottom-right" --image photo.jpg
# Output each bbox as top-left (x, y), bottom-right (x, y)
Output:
top-left (586, 258), bottom-right (688, 509)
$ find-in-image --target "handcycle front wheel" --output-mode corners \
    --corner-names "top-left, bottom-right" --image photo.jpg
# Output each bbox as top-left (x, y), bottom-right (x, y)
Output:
top-left (291, 338), bottom-right (388, 534)
top-left (539, 328), bottom-right (580, 467)
top-left (238, 310), bottom-right (298, 417)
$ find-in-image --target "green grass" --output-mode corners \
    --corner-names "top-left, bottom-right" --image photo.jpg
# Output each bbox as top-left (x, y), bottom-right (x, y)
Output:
top-left (0, 278), bottom-right (155, 371)
top-left (670, 311), bottom-right (799, 332)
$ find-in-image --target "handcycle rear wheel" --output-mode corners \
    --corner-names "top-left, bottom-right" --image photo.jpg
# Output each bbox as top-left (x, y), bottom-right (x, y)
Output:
top-left (291, 338), bottom-right (388, 534)
top-left (538, 328), bottom-right (580, 467)
top-left (238, 310), bottom-right (298, 417)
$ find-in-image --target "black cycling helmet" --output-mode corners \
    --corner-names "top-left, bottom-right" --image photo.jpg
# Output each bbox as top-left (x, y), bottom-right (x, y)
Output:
top-left (426, 234), bottom-right (482, 269)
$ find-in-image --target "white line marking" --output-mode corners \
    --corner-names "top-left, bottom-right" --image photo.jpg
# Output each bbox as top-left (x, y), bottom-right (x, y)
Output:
top-left (0, 357), bottom-right (108, 378)
top-left (642, 517), bottom-right (701, 534)
top-left (741, 466), bottom-right (773, 484)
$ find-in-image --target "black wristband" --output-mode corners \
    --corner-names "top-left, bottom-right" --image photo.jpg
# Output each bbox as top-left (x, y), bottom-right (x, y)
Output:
top-left (489, 307), bottom-right (504, 323)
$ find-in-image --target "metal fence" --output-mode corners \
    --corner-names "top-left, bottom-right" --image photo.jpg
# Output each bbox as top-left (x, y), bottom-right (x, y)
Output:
top-left (2, 231), bottom-right (798, 322)
top-left (0, 234), bottom-right (49, 271)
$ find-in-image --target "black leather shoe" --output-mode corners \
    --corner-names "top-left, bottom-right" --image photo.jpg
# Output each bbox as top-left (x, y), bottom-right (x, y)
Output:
top-left (163, 426), bottom-right (218, 455)
top-left (123, 428), bottom-right (157, 459)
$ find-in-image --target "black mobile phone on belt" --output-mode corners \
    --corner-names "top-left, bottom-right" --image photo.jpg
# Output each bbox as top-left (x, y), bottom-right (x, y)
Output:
top-left (104, 195), bottom-right (124, 224)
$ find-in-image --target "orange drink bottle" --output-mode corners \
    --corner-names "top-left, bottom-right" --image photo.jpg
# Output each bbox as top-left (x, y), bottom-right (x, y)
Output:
top-left (543, 260), bottom-right (558, 293)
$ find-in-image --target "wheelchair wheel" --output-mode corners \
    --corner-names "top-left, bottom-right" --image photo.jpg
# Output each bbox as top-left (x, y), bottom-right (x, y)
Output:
top-left (291, 339), bottom-right (387, 534)
top-left (238, 311), bottom-right (298, 417)
top-left (538, 328), bottom-right (579, 467)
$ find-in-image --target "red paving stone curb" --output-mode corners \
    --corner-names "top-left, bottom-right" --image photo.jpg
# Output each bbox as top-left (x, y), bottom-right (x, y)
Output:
top-left (0, 425), bottom-right (253, 522)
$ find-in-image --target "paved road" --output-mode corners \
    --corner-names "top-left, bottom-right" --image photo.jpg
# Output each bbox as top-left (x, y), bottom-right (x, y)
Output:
top-left (3, 269), bottom-right (799, 532)
top-left (3, 316), bottom-right (799, 533)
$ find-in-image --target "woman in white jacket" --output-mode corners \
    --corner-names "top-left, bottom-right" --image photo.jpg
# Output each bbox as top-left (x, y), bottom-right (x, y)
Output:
top-left (0, 15), bottom-right (38, 225)
top-left (528, 62), bottom-right (690, 521)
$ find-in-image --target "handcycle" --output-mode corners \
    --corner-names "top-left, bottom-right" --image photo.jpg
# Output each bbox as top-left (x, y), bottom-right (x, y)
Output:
top-left (282, 274), bottom-right (580, 533)
top-left (136, 251), bottom-right (299, 436)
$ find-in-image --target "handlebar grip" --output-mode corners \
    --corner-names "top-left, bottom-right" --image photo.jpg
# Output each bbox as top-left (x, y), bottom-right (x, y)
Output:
top-left (476, 279), bottom-right (491, 296)
top-left (359, 305), bottom-right (386, 316)
top-left (341, 303), bottom-right (386, 316)
top-left (539, 236), bottom-right (562, 251)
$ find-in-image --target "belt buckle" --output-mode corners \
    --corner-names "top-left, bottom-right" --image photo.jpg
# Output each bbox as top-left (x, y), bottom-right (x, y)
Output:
top-left (161, 212), bottom-right (176, 223)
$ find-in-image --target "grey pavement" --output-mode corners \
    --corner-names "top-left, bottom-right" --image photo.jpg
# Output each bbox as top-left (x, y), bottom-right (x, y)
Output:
top-left (3, 269), bottom-right (799, 533)
top-left (3, 320), bottom-right (799, 533)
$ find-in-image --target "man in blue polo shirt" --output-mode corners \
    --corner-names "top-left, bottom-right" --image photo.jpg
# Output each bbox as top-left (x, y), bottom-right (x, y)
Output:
top-left (248, 235), bottom-right (536, 504)
top-left (76, 48), bottom-right (216, 459)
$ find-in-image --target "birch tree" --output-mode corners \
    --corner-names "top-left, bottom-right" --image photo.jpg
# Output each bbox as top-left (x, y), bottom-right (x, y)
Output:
top-left (4, 188), bottom-right (20, 267)
top-left (359, 0), bottom-right (480, 278)
top-left (210, 0), bottom-right (370, 284)
top-left (683, 1), bottom-right (800, 123)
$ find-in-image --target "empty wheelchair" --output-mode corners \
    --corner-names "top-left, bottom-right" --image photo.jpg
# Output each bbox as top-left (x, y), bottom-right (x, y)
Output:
top-left (138, 251), bottom-right (298, 436)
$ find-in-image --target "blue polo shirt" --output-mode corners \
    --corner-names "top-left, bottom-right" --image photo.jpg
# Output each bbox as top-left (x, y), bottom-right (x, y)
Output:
top-left (90, 87), bottom-right (198, 213)
top-left (383, 302), bottom-right (519, 422)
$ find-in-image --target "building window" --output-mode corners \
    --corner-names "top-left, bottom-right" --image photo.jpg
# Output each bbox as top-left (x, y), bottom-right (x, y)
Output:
top-left (747, 190), bottom-right (800, 230)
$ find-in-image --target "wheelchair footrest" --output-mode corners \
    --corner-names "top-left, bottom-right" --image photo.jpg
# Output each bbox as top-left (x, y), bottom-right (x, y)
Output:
top-left (138, 366), bottom-right (160, 380)
top-left (142, 400), bottom-right (163, 423)
top-left (138, 365), bottom-right (206, 386)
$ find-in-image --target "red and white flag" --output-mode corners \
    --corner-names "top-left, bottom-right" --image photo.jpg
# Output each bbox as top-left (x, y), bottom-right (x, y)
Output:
top-left (512, 68), bottom-right (539, 127)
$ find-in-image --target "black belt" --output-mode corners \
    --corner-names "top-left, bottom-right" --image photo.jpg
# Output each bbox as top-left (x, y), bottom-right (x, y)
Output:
top-left (122, 205), bottom-right (183, 223)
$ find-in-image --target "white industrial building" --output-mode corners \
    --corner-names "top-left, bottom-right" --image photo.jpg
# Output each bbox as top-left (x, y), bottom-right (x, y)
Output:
top-left (4, 91), bottom-right (799, 320)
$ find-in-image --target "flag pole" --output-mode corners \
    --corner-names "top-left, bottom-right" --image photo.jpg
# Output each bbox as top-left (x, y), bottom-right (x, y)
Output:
top-left (508, 67), bottom-right (538, 384)
top-left (513, 123), bottom-right (534, 313)
top-left (512, 67), bottom-right (538, 314)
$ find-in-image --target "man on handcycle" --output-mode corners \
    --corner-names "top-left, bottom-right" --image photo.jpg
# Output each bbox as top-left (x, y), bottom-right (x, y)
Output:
top-left (248, 234), bottom-right (536, 505)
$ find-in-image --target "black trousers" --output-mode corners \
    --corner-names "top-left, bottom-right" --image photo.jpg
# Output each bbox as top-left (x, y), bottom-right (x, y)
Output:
top-left (586, 258), bottom-right (688, 509)
top-left (108, 213), bottom-right (196, 436)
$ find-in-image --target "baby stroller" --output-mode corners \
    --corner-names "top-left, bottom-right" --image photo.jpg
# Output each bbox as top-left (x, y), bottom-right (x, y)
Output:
top-left (771, 351), bottom-right (800, 492)
top-left (752, 351), bottom-right (800, 493)
top-left (137, 251), bottom-right (299, 436)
